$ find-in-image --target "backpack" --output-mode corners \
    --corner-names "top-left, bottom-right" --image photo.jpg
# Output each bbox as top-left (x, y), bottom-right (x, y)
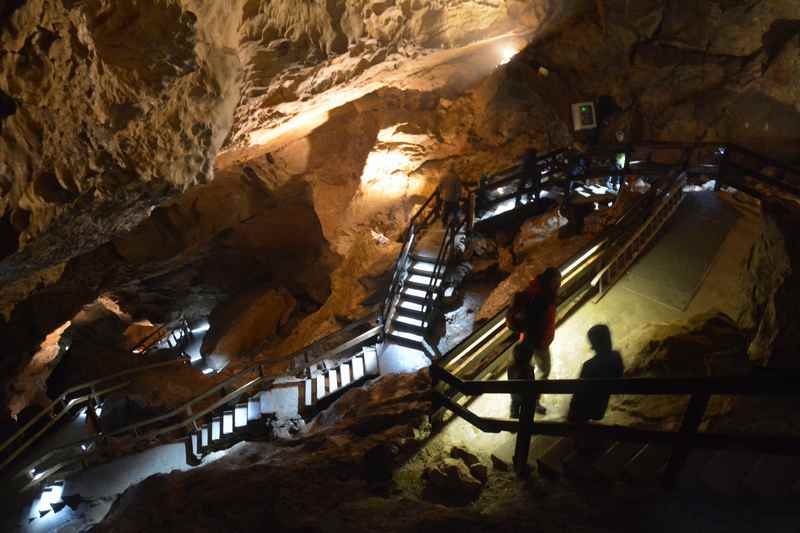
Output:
top-left (506, 291), bottom-right (530, 333)
top-left (506, 287), bottom-right (550, 340)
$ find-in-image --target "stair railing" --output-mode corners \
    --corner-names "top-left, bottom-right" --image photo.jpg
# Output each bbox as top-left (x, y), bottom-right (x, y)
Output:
top-left (430, 364), bottom-right (800, 484)
top-left (11, 324), bottom-right (385, 492)
top-left (0, 359), bottom-right (187, 472)
top-left (381, 188), bottom-right (441, 331)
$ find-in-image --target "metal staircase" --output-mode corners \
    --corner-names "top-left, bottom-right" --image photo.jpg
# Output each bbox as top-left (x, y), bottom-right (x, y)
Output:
top-left (187, 348), bottom-right (379, 464)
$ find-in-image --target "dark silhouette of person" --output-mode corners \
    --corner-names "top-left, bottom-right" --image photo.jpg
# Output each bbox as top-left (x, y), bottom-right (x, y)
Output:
top-left (567, 324), bottom-right (624, 423)
top-left (439, 172), bottom-right (463, 224)
top-left (508, 343), bottom-right (535, 419)
top-left (517, 148), bottom-right (541, 207)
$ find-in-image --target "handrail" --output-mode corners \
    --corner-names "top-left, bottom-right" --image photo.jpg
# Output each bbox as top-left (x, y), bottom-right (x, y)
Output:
top-left (0, 359), bottom-right (187, 458)
top-left (14, 323), bottom-right (385, 483)
top-left (0, 380), bottom-right (131, 471)
top-left (589, 170), bottom-right (686, 288)
top-left (18, 373), bottom-right (274, 482)
top-left (431, 364), bottom-right (800, 397)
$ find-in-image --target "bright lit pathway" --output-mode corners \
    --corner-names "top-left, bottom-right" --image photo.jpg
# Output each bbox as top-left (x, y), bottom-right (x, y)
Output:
top-left (425, 191), bottom-right (762, 465)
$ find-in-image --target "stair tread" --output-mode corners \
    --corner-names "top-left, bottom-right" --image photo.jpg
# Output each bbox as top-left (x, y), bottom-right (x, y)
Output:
top-left (340, 363), bottom-right (351, 387)
top-left (362, 347), bottom-right (379, 376)
top-left (594, 441), bottom-right (645, 480)
top-left (537, 437), bottom-right (575, 478)
top-left (222, 412), bottom-right (234, 435)
top-left (396, 306), bottom-right (427, 319)
top-left (260, 385), bottom-right (301, 418)
top-left (328, 369), bottom-right (339, 394)
top-left (392, 320), bottom-right (427, 335)
top-left (387, 330), bottom-right (425, 345)
top-left (624, 444), bottom-right (672, 484)
top-left (352, 356), bottom-right (366, 380)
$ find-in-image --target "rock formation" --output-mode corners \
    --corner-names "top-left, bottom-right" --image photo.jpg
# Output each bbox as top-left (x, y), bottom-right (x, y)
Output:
top-left (742, 200), bottom-right (800, 369)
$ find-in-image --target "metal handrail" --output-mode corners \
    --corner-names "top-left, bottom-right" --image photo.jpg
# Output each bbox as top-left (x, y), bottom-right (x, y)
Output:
top-left (14, 324), bottom-right (385, 485)
top-left (0, 359), bottom-right (187, 459)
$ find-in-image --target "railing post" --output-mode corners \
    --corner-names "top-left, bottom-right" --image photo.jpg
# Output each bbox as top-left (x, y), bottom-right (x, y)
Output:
top-left (662, 392), bottom-right (710, 488)
top-left (513, 393), bottom-right (535, 477)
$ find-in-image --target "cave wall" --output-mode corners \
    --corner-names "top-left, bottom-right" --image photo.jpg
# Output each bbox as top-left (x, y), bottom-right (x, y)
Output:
top-left (0, 0), bottom-right (246, 281)
top-left (743, 200), bottom-right (800, 369)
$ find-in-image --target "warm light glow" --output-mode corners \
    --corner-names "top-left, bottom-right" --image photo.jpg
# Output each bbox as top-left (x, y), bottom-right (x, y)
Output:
top-left (499, 46), bottom-right (518, 66)
top-left (361, 149), bottom-right (412, 196)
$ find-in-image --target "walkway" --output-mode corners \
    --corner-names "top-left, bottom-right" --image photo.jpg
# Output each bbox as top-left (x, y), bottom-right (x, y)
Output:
top-left (421, 190), bottom-right (762, 465)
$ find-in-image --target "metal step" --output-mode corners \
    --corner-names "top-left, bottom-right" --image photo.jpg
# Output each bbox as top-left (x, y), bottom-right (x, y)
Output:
top-left (399, 290), bottom-right (438, 305)
top-left (409, 266), bottom-right (442, 277)
top-left (247, 398), bottom-right (261, 422)
top-left (222, 411), bottom-right (234, 435)
top-left (259, 385), bottom-right (301, 418)
top-left (351, 355), bottom-right (365, 381)
top-left (191, 432), bottom-right (200, 457)
top-left (593, 441), bottom-right (645, 481)
top-left (339, 362), bottom-right (351, 387)
top-left (623, 444), bottom-right (672, 484)
top-left (211, 417), bottom-right (222, 441)
top-left (395, 306), bottom-right (427, 320)
top-left (200, 425), bottom-right (210, 448)
top-left (387, 331), bottom-right (426, 350)
top-left (410, 260), bottom-right (436, 273)
top-left (404, 280), bottom-right (441, 293)
top-left (407, 274), bottom-right (443, 287)
top-left (397, 300), bottom-right (426, 313)
top-left (328, 369), bottom-right (339, 394)
top-left (304, 379), bottom-right (314, 407)
top-left (392, 318), bottom-right (427, 335)
top-left (362, 346), bottom-right (379, 376)
top-left (234, 404), bottom-right (248, 428)
top-left (316, 374), bottom-right (326, 400)
top-left (537, 437), bottom-right (575, 479)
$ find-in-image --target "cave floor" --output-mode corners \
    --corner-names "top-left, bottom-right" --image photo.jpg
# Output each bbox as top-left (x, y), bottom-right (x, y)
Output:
top-left (414, 190), bottom-right (762, 467)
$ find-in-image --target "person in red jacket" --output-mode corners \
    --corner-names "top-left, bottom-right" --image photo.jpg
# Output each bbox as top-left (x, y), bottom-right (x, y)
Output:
top-left (519, 266), bottom-right (561, 414)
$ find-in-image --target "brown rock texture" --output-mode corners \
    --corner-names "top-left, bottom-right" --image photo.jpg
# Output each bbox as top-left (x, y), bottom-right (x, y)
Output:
top-left (0, 0), bottom-right (244, 278)
top-left (742, 200), bottom-right (800, 368)
top-left (608, 312), bottom-right (751, 429)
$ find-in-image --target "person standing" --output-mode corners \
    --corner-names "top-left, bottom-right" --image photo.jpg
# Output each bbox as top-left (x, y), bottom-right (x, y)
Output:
top-left (518, 266), bottom-right (562, 415)
top-left (508, 343), bottom-right (535, 418)
top-left (439, 172), bottom-right (463, 225)
top-left (517, 148), bottom-right (541, 207)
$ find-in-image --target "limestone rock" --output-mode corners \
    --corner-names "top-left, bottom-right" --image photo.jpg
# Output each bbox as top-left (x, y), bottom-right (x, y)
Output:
top-left (0, 0), bottom-right (244, 278)
top-left (422, 457), bottom-right (484, 506)
top-left (490, 453), bottom-right (509, 472)
top-left (743, 201), bottom-right (800, 368)
top-left (450, 445), bottom-right (481, 467)
top-left (609, 312), bottom-right (751, 429)
top-left (201, 287), bottom-right (297, 360)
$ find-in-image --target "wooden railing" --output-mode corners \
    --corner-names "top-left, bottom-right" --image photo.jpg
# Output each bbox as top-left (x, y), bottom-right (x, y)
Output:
top-left (430, 365), bottom-right (800, 484)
